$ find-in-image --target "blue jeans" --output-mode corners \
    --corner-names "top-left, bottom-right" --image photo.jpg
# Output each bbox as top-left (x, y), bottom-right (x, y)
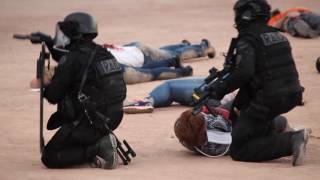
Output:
top-left (125, 42), bottom-right (206, 65)
top-left (121, 63), bottom-right (192, 84)
top-left (149, 77), bottom-right (204, 107)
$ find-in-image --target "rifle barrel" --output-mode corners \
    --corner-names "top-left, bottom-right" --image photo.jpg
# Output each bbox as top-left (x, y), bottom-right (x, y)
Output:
top-left (13, 34), bottom-right (31, 40)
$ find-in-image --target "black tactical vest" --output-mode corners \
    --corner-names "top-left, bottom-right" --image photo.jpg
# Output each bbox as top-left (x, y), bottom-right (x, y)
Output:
top-left (81, 46), bottom-right (126, 107)
top-left (239, 23), bottom-right (303, 98)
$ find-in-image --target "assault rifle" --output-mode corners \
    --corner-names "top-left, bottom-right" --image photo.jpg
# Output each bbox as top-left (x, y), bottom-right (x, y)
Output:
top-left (13, 33), bottom-right (50, 153)
top-left (191, 68), bottom-right (231, 115)
top-left (191, 38), bottom-right (238, 115)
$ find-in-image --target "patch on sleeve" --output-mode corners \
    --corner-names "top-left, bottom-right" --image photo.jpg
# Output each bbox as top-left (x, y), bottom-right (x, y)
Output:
top-left (260, 32), bottom-right (288, 46)
top-left (95, 58), bottom-right (122, 77)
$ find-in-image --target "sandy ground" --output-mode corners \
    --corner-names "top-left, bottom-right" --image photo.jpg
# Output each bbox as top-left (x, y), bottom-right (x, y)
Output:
top-left (0, 0), bottom-right (319, 179)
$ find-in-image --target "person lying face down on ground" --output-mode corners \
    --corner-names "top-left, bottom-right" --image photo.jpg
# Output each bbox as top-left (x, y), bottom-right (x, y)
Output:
top-left (103, 39), bottom-right (215, 84)
top-left (268, 7), bottom-right (320, 38)
top-left (123, 77), bottom-right (237, 114)
top-left (29, 31), bottom-right (216, 85)
top-left (174, 108), bottom-right (298, 158)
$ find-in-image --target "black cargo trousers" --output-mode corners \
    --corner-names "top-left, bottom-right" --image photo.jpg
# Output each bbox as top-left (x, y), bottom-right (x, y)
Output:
top-left (229, 91), bottom-right (302, 162)
top-left (41, 104), bottom-right (123, 168)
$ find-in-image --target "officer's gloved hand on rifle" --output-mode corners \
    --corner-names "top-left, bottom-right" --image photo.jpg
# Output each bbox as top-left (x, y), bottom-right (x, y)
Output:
top-left (206, 98), bottom-right (221, 108)
top-left (208, 90), bottom-right (224, 101)
top-left (30, 32), bottom-right (53, 46)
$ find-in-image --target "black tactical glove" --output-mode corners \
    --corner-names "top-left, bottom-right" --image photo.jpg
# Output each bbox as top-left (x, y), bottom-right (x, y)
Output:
top-left (207, 98), bottom-right (221, 108)
top-left (30, 32), bottom-right (53, 45)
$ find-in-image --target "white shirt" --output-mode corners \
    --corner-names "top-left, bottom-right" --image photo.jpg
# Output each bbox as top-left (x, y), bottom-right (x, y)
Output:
top-left (107, 45), bottom-right (145, 67)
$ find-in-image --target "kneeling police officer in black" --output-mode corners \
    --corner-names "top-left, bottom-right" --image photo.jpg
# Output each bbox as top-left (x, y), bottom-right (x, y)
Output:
top-left (41, 12), bottom-right (126, 169)
top-left (208, 0), bottom-right (308, 166)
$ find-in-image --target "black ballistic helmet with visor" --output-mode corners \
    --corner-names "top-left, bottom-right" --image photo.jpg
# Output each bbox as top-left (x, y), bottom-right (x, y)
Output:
top-left (233, 0), bottom-right (271, 31)
top-left (53, 12), bottom-right (98, 52)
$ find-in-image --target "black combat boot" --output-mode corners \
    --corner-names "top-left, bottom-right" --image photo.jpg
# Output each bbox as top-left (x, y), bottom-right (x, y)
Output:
top-left (291, 129), bottom-right (309, 166)
top-left (89, 134), bottom-right (119, 169)
top-left (173, 56), bottom-right (183, 68)
top-left (181, 39), bottom-right (191, 46)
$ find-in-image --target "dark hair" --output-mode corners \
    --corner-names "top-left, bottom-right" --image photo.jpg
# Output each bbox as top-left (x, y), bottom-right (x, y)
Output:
top-left (271, 8), bottom-right (281, 17)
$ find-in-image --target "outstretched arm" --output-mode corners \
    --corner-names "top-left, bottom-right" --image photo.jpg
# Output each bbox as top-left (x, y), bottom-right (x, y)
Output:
top-left (30, 32), bottom-right (66, 61)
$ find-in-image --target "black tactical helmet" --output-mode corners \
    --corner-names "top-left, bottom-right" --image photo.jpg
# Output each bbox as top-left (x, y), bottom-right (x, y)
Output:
top-left (234, 0), bottom-right (271, 30)
top-left (53, 12), bottom-right (98, 52)
top-left (60, 12), bottom-right (98, 40)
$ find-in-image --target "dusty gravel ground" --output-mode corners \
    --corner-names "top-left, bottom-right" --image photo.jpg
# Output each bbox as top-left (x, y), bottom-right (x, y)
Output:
top-left (0, 0), bottom-right (319, 180)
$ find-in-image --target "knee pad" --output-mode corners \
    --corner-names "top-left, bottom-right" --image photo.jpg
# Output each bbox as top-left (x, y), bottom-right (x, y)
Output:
top-left (272, 115), bottom-right (288, 132)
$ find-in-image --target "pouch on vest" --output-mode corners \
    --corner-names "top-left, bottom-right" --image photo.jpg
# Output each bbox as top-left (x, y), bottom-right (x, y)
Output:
top-left (60, 95), bottom-right (77, 121)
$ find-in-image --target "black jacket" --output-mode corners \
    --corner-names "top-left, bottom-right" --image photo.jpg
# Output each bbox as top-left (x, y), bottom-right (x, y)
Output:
top-left (214, 22), bottom-right (302, 109)
top-left (44, 40), bottom-right (126, 130)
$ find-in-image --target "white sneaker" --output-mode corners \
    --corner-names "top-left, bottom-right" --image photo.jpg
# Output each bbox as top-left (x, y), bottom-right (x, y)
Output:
top-left (123, 99), bottom-right (154, 114)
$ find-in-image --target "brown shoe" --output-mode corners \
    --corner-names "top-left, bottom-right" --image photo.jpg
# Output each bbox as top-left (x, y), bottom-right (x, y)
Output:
top-left (181, 66), bottom-right (193, 76)
top-left (201, 39), bottom-right (216, 59)
top-left (181, 39), bottom-right (191, 46)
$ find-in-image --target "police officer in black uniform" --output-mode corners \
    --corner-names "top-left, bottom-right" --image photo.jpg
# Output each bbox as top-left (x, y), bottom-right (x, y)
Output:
top-left (208, 0), bottom-right (309, 166)
top-left (40, 12), bottom-right (127, 169)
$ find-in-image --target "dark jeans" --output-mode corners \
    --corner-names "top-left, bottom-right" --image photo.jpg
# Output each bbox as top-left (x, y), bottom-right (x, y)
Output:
top-left (300, 12), bottom-right (320, 32)
top-left (285, 12), bottom-right (320, 38)
top-left (122, 61), bottom-right (192, 84)
top-left (229, 92), bottom-right (302, 162)
top-left (41, 108), bottom-right (123, 168)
